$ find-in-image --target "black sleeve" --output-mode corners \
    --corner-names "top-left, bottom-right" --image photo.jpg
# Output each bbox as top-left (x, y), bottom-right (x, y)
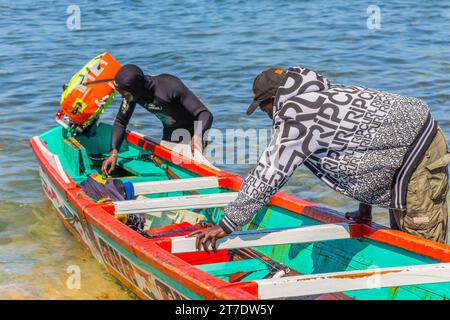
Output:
top-left (169, 77), bottom-right (213, 139)
top-left (110, 98), bottom-right (136, 151)
top-left (196, 110), bottom-right (213, 139)
top-left (171, 77), bottom-right (209, 119)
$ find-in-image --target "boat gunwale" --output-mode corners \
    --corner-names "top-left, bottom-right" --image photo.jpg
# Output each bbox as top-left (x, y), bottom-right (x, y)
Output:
top-left (29, 126), bottom-right (450, 300)
top-left (125, 130), bottom-right (450, 261)
top-left (29, 132), bottom-right (257, 300)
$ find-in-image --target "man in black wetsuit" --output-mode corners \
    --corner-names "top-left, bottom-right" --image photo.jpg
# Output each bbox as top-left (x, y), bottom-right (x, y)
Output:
top-left (101, 64), bottom-right (213, 176)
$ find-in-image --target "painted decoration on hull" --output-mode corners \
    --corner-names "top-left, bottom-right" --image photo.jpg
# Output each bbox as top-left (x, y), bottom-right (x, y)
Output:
top-left (39, 167), bottom-right (102, 262)
top-left (39, 167), bottom-right (190, 300)
top-left (40, 167), bottom-right (72, 220)
top-left (94, 232), bottom-right (189, 300)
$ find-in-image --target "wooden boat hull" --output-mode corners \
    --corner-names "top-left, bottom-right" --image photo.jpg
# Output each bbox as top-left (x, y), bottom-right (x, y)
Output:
top-left (30, 124), bottom-right (450, 300)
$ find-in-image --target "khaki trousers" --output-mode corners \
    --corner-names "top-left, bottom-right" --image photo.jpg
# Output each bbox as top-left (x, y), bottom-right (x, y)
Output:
top-left (390, 128), bottom-right (450, 244)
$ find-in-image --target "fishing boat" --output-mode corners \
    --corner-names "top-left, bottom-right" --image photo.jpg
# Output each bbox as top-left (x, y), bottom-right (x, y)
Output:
top-left (30, 122), bottom-right (450, 300)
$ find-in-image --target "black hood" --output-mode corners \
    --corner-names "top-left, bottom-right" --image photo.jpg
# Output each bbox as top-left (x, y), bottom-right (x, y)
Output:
top-left (114, 64), bottom-right (147, 98)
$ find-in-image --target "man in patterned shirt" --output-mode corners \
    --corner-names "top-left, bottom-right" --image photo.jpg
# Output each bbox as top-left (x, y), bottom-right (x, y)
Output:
top-left (189, 66), bottom-right (450, 250)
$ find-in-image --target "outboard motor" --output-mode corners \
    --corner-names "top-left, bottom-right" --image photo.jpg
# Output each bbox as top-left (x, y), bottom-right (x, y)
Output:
top-left (56, 52), bottom-right (122, 136)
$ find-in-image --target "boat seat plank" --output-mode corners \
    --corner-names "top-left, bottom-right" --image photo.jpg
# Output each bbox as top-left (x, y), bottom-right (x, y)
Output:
top-left (114, 192), bottom-right (238, 214)
top-left (254, 262), bottom-right (450, 299)
top-left (197, 259), bottom-right (269, 276)
top-left (118, 158), bottom-right (167, 177)
top-left (132, 176), bottom-right (219, 195)
top-left (169, 223), bottom-right (353, 254)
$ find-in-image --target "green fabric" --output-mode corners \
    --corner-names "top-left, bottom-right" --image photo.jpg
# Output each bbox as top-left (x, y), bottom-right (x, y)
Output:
top-left (390, 129), bottom-right (449, 243)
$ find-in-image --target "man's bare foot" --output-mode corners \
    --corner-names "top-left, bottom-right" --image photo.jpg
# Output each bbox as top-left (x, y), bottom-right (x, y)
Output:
top-left (345, 210), bottom-right (372, 223)
top-left (345, 203), bottom-right (373, 224)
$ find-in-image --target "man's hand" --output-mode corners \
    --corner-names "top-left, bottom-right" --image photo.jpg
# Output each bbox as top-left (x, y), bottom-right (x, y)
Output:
top-left (101, 151), bottom-right (118, 177)
top-left (190, 135), bottom-right (203, 157)
top-left (187, 225), bottom-right (227, 253)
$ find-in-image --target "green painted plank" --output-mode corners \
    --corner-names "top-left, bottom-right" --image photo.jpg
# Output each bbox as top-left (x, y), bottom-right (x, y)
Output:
top-left (255, 238), bottom-right (449, 299)
top-left (197, 259), bottom-right (269, 276)
top-left (120, 159), bottom-right (167, 177)
top-left (240, 269), bottom-right (272, 282)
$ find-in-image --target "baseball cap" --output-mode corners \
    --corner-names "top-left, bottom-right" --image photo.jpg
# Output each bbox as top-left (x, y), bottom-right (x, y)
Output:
top-left (246, 68), bottom-right (286, 116)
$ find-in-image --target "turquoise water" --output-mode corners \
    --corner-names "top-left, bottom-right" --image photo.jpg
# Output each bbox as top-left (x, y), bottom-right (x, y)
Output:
top-left (0, 0), bottom-right (449, 299)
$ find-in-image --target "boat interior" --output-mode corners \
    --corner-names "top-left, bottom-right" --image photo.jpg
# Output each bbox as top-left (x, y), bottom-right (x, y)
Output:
top-left (37, 123), bottom-right (450, 300)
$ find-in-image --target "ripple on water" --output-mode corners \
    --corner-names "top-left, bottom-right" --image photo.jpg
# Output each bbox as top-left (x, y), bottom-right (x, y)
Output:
top-left (0, 201), bottom-right (136, 299)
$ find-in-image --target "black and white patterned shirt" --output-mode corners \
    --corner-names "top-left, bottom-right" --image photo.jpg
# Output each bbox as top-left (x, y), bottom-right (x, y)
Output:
top-left (220, 66), bottom-right (437, 233)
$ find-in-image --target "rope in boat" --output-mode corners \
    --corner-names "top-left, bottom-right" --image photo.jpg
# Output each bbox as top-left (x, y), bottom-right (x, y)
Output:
top-left (231, 248), bottom-right (290, 279)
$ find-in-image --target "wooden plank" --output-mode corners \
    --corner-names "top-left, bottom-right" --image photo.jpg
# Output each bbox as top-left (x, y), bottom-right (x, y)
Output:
top-left (254, 263), bottom-right (450, 299)
top-left (114, 192), bottom-right (238, 214)
top-left (170, 224), bottom-right (352, 254)
top-left (132, 177), bottom-right (219, 195)
top-left (33, 137), bottom-right (71, 183)
top-left (197, 259), bottom-right (269, 276)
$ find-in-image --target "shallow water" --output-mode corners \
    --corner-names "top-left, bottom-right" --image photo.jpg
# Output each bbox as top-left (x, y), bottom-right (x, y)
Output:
top-left (0, 0), bottom-right (449, 299)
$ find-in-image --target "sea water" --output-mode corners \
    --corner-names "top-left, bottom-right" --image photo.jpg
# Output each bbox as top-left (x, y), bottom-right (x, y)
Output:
top-left (0, 0), bottom-right (448, 299)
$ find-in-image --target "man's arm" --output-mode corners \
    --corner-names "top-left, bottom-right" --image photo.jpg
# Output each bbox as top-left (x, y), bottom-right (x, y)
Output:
top-left (110, 98), bottom-right (136, 152)
top-left (102, 98), bottom-right (136, 176)
top-left (219, 115), bottom-right (320, 233)
top-left (196, 110), bottom-right (213, 137)
top-left (171, 78), bottom-right (213, 148)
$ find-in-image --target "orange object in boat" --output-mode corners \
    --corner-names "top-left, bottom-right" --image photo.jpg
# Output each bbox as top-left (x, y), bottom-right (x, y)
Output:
top-left (59, 52), bottom-right (122, 126)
